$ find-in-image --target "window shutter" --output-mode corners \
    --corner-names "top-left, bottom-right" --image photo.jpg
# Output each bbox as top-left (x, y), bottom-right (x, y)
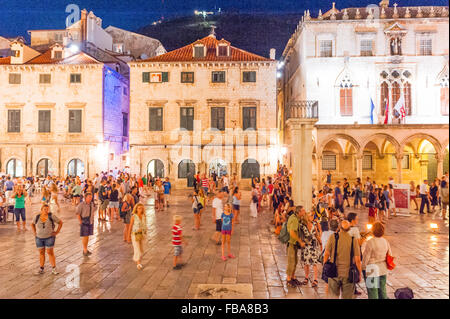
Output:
top-left (441, 87), bottom-right (449, 115)
top-left (347, 88), bottom-right (353, 115)
top-left (142, 72), bottom-right (150, 83)
top-left (340, 89), bottom-right (345, 115)
top-left (162, 72), bottom-right (169, 82)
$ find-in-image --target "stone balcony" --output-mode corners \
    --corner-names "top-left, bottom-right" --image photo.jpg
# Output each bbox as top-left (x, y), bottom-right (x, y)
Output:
top-left (285, 100), bottom-right (319, 121)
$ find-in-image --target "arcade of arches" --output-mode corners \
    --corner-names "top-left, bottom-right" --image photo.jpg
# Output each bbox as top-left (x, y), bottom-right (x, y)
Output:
top-left (310, 125), bottom-right (449, 188)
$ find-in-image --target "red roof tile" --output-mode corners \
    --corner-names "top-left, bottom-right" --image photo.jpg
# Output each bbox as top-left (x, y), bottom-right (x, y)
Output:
top-left (1, 49), bottom-right (102, 65)
top-left (0, 57), bottom-right (11, 64)
top-left (140, 35), bottom-right (272, 63)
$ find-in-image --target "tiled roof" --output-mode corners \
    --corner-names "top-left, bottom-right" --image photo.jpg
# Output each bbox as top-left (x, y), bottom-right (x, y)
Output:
top-left (0, 57), bottom-right (11, 64)
top-left (140, 35), bottom-right (272, 63)
top-left (313, 6), bottom-right (448, 21)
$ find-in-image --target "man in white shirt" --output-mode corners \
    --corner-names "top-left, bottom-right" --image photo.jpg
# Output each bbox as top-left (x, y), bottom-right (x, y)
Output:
top-left (419, 180), bottom-right (430, 214)
top-left (212, 191), bottom-right (224, 245)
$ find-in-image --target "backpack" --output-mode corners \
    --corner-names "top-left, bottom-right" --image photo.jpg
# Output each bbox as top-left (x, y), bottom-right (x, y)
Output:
top-left (278, 219), bottom-right (291, 244)
top-left (34, 213), bottom-right (55, 230)
top-left (394, 287), bottom-right (414, 299)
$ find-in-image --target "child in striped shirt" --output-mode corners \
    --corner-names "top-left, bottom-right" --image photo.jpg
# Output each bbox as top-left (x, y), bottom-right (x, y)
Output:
top-left (172, 215), bottom-right (186, 270)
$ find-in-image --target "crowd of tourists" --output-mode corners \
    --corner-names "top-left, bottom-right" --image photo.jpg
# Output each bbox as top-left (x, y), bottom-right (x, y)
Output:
top-left (0, 166), bottom-right (448, 299)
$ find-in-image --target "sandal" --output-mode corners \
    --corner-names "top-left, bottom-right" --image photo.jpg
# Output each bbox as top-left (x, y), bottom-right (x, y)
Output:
top-left (302, 278), bottom-right (309, 285)
top-left (311, 279), bottom-right (318, 288)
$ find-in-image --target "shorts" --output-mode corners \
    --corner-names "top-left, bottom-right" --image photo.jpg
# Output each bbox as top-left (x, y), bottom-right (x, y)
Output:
top-left (193, 208), bottom-right (199, 214)
top-left (174, 245), bottom-right (183, 257)
top-left (14, 208), bottom-right (26, 222)
top-left (222, 186), bottom-right (229, 194)
top-left (35, 236), bottom-right (55, 249)
top-left (80, 223), bottom-right (94, 237)
top-left (215, 219), bottom-right (222, 232)
top-left (108, 201), bottom-right (119, 208)
top-left (203, 187), bottom-right (209, 194)
top-left (122, 211), bottom-right (132, 224)
top-left (233, 204), bottom-right (240, 211)
top-left (369, 207), bottom-right (377, 218)
top-left (221, 230), bottom-right (232, 235)
top-left (100, 200), bottom-right (109, 210)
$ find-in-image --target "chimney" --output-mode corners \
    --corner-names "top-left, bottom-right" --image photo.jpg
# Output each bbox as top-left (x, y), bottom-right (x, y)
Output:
top-left (379, 0), bottom-right (389, 8)
top-left (80, 9), bottom-right (88, 44)
top-left (270, 48), bottom-right (276, 60)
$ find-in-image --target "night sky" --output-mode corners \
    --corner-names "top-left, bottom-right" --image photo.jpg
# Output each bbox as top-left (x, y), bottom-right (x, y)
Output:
top-left (0, 0), bottom-right (447, 38)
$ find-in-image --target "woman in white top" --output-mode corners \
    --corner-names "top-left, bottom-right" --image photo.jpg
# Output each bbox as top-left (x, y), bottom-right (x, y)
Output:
top-left (128, 203), bottom-right (147, 270)
top-left (362, 222), bottom-right (392, 299)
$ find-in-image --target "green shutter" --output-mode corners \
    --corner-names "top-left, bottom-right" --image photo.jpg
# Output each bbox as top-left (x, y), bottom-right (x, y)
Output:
top-left (162, 72), bottom-right (169, 82)
top-left (142, 72), bottom-right (150, 83)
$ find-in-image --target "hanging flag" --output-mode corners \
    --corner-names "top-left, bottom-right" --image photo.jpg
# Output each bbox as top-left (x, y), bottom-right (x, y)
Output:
top-left (370, 98), bottom-right (375, 124)
top-left (383, 98), bottom-right (389, 124)
top-left (394, 93), bottom-right (406, 121)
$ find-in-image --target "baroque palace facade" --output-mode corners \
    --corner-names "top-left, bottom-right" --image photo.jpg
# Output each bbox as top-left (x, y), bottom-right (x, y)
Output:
top-left (279, 0), bottom-right (449, 202)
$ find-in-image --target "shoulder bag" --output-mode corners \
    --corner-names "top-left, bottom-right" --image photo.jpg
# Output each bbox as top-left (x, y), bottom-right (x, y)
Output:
top-left (348, 238), bottom-right (361, 283)
top-left (322, 233), bottom-right (339, 282)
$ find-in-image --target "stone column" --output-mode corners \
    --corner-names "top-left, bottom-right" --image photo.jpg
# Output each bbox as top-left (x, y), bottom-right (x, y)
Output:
top-left (436, 154), bottom-right (444, 179)
top-left (396, 153), bottom-right (403, 184)
top-left (356, 153), bottom-right (363, 180)
top-left (419, 159), bottom-right (429, 182)
top-left (286, 118), bottom-right (317, 211)
top-left (316, 154), bottom-right (322, 190)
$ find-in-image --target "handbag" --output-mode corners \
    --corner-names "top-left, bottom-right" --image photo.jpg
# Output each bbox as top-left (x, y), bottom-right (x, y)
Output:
top-left (134, 230), bottom-right (143, 242)
top-left (194, 196), bottom-right (203, 210)
top-left (386, 243), bottom-right (396, 270)
top-left (322, 233), bottom-right (339, 282)
top-left (348, 239), bottom-right (360, 283)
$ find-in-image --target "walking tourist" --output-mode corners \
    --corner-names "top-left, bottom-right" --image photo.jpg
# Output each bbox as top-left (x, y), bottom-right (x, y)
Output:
top-left (221, 203), bottom-right (235, 261)
top-left (121, 193), bottom-right (134, 243)
top-left (286, 206), bottom-right (306, 288)
top-left (419, 180), bottom-right (431, 214)
top-left (232, 187), bottom-right (241, 224)
top-left (128, 203), bottom-right (147, 270)
top-left (172, 215), bottom-right (186, 270)
top-left (76, 192), bottom-right (96, 256)
top-left (299, 211), bottom-right (322, 288)
top-left (212, 191), bottom-right (224, 245)
top-left (12, 184), bottom-right (27, 231)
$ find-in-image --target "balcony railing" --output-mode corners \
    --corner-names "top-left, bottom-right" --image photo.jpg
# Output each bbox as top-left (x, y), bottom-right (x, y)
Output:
top-left (285, 100), bottom-right (319, 121)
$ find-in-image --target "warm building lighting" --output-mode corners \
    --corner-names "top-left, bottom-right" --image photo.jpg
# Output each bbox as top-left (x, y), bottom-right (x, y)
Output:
top-left (366, 223), bottom-right (373, 230)
top-left (69, 44), bottom-right (79, 54)
top-left (430, 223), bottom-right (439, 230)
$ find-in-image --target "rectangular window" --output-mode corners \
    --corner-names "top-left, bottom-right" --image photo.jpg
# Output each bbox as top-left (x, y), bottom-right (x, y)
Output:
top-left (181, 72), bottom-right (194, 83)
top-left (363, 153), bottom-right (373, 170)
top-left (392, 154), bottom-right (410, 169)
top-left (149, 107), bottom-right (163, 131)
top-left (70, 73), bottom-right (81, 83)
top-left (243, 71), bottom-right (256, 83)
top-left (142, 72), bottom-right (169, 83)
top-left (212, 71), bottom-right (226, 83)
top-left (122, 112), bottom-right (128, 137)
top-left (322, 154), bottom-right (336, 170)
top-left (194, 46), bottom-right (205, 58)
top-left (54, 51), bottom-right (63, 59)
top-left (180, 107), bottom-right (194, 131)
top-left (320, 40), bottom-right (333, 57)
top-left (360, 40), bottom-right (373, 56)
top-left (243, 107), bottom-right (257, 130)
top-left (68, 109), bottom-right (82, 133)
top-left (38, 110), bottom-right (51, 133)
top-left (39, 74), bottom-right (51, 84)
top-left (7, 110), bottom-right (20, 132)
top-left (340, 88), bottom-right (353, 116)
top-left (8, 73), bottom-right (21, 84)
top-left (211, 107), bottom-right (225, 131)
top-left (420, 38), bottom-right (432, 56)
top-left (11, 50), bottom-right (20, 57)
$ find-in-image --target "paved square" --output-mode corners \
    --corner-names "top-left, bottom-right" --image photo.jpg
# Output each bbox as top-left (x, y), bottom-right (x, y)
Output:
top-left (0, 191), bottom-right (448, 299)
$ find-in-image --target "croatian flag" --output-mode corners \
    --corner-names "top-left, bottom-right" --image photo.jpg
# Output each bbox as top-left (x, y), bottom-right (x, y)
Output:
top-left (383, 98), bottom-right (389, 124)
top-left (370, 98), bottom-right (375, 124)
top-left (394, 93), bottom-right (406, 122)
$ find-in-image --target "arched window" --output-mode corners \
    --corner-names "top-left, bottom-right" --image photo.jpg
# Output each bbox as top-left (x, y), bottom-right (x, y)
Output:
top-left (36, 158), bottom-right (55, 177)
top-left (6, 158), bottom-right (23, 177)
top-left (67, 158), bottom-right (84, 177)
top-left (209, 159), bottom-right (228, 177)
top-left (403, 82), bottom-right (412, 116)
top-left (440, 74), bottom-right (449, 116)
top-left (241, 159), bottom-right (260, 179)
top-left (178, 159), bottom-right (195, 187)
top-left (339, 74), bottom-right (353, 116)
top-left (380, 82), bottom-right (389, 115)
top-left (147, 159), bottom-right (164, 178)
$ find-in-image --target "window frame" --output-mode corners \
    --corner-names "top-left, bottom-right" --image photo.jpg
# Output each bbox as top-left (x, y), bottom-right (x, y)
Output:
top-left (339, 87), bottom-right (353, 116)
top-left (194, 45), bottom-right (205, 58)
top-left (211, 107), bottom-right (225, 131)
top-left (242, 71), bottom-right (257, 83)
top-left (70, 73), bottom-right (81, 84)
top-left (419, 38), bottom-right (432, 56)
top-left (180, 107), bottom-right (194, 131)
top-left (7, 109), bottom-right (21, 133)
top-left (181, 72), bottom-right (194, 83)
top-left (322, 154), bottom-right (337, 171)
top-left (38, 110), bottom-right (51, 133)
top-left (8, 73), bottom-right (21, 84)
top-left (39, 73), bottom-right (51, 84)
top-left (68, 109), bottom-right (82, 133)
top-left (360, 39), bottom-right (373, 56)
top-left (243, 107), bottom-right (257, 130)
top-left (211, 71), bottom-right (226, 83)
top-left (319, 40), bottom-right (333, 57)
top-left (149, 107), bottom-right (163, 131)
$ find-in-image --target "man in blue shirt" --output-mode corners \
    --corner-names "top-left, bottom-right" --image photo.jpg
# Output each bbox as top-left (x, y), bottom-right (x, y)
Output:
top-left (163, 177), bottom-right (172, 208)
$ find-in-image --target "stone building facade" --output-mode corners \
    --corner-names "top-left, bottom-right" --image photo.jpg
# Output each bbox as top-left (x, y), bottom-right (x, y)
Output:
top-left (0, 42), bottom-right (129, 178)
top-left (128, 34), bottom-right (277, 189)
top-left (280, 1), bottom-right (449, 197)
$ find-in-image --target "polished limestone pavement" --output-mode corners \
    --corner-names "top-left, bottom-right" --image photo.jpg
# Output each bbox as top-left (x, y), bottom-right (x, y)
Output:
top-left (0, 190), bottom-right (448, 299)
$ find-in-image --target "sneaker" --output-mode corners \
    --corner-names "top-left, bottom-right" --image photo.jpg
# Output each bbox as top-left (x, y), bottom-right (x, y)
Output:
top-left (173, 265), bottom-right (182, 270)
top-left (287, 280), bottom-right (297, 288)
top-left (221, 256), bottom-right (227, 261)
top-left (83, 251), bottom-right (92, 256)
top-left (177, 263), bottom-right (186, 268)
top-left (292, 278), bottom-right (301, 286)
top-left (35, 268), bottom-right (44, 275)
top-left (51, 268), bottom-right (59, 275)
top-left (227, 254), bottom-right (235, 259)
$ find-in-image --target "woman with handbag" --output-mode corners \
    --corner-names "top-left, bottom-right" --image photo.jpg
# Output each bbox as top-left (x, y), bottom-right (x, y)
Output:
top-left (128, 203), bottom-right (147, 270)
top-left (362, 222), bottom-right (393, 299)
top-left (192, 190), bottom-right (202, 230)
top-left (299, 211), bottom-right (322, 288)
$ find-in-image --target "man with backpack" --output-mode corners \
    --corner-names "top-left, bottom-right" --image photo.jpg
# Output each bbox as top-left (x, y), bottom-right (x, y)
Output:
top-left (283, 206), bottom-right (307, 288)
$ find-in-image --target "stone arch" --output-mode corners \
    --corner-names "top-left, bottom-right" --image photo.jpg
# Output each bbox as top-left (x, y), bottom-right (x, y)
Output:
top-left (36, 157), bottom-right (56, 177)
top-left (400, 133), bottom-right (442, 156)
top-left (319, 134), bottom-right (361, 157)
top-left (361, 133), bottom-right (401, 156)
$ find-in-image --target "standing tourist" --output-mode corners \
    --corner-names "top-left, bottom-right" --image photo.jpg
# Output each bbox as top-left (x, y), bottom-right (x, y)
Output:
top-left (300, 211), bottom-right (322, 287)
top-left (221, 203), bottom-right (235, 261)
top-left (192, 190), bottom-right (202, 230)
top-left (71, 180), bottom-right (82, 206)
top-left (362, 222), bottom-right (393, 299)
top-left (286, 206), bottom-right (306, 288)
top-left (98, 178), bottom-right (109, 222)
top-left (367, 187), bottom-right (378, 224)
top-left (409, 181), bottom-right (419, 211)
top-left (232, 187), bottom-right (241, 224)
top-left (343, 178), bottom-right (351, 208)
top-left (163, 177), bottom-right (172, 209)
top-left (429, 180), bottom-right (440, 213)
top-left (12, 185), bottom-right (27, 232)
top-left (49, 183), bottom-right (60, 217)
top-left (128, 203), bottom-right (147, 270)
top-left (108, 183), bottom-right (120, 221)
top-left (154, 179), bottom-right (164, 212)
top-left (323, 220), bottom-right (362, 299)
top-left (121, 194), bottom-right (134, 243)
top-left (212, 191), bottom-right (224, 245)
top-left (31, 204), bottom-right (63, 275)
top-left (172, 215), bottom-right (186, 270)
top-left (76, 192), bottom-right (96, 256)
top-left (334, 181), bottom-right (344, 214)
top-left (419, 180), bottom-right (431, 215)
top-left (354, 179), bottom-right (364, 209)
